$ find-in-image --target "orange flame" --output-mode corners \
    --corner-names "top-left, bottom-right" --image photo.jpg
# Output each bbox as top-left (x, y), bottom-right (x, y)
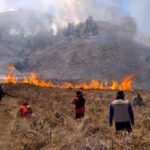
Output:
top-left (119, 74), bottom-right (134, 91)
top-left (23, 73), bottom-right (54, 87)
top-left (2, 65), bottom-right (17, 84)
top-left (2, 65), bottom-right (134, 91)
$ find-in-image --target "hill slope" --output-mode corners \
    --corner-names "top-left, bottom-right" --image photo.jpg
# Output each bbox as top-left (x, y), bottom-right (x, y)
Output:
top-left (0, 10), bottom-right (150, 88)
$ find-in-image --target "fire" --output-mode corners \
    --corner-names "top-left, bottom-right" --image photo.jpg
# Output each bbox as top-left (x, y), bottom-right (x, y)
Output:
top-left (2, 65), bottom-right (17, 84)
top-left (61, 76), bottom-right (134, 91)
top-left (23, 73), bottom-right (54, 87)
top-left (1, 66), bottom-right (134, 91)
top-left (119, 75), bottom-right (134, 91)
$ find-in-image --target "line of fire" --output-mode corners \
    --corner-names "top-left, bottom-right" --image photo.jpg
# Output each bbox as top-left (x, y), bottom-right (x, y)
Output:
top-left (0, 65), bottom-right (134, 92)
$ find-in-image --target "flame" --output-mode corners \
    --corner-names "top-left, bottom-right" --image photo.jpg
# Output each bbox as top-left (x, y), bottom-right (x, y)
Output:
top-left (119, 74), bottom-right (134, 91)
top-left (2, 65), bottom-right (134, 91)
top-left (2, 65), bottom-right (17, 84)
top-left (23, 73), bottom-right (54, 87)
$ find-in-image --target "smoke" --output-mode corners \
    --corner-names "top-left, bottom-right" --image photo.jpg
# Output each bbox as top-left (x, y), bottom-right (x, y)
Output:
top-left (44, 0), bottom-right (130, 28)
top-left (0, 0), bottom-right (7, 12)
top-left (130, 0), bottom-right (150, 34)
top-left (0, 1), bottom-right (129, 25)
top-left (0, 0), bottom-right (149, 35)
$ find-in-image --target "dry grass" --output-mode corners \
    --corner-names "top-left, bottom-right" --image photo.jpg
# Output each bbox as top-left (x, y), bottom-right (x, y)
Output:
top-left (0, 84), bottom-right (149, 150)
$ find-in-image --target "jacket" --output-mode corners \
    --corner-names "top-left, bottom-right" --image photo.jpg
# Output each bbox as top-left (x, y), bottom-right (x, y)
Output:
top-left (109, 99), bottom-right (134, 123)
top-left (72, 96), bottom-right (85, 114)
top-left (19, 105), bottom-right (32, 117)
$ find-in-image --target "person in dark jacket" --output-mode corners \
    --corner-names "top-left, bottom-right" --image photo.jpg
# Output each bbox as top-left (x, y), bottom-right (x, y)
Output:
top-left (0, 85), bottom-right (4, 105)
top-left (133, 94), bottom-right (144, 106)
top-left (109, 91), bottom-right (134, 133)
top-left (72, 91), bottom-right (86, 119)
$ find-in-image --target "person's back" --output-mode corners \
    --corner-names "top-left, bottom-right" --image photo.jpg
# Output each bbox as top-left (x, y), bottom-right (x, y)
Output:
top-left (109, 91), bottom-right (134, 133)
top-left (111, 99), bottom-right (130, 122)
top-left (79, 88), bottom-right (87, 98)
top-left (72, 91), bottom-right (86, 119)
top-left (134, 94), bottom-right (143, 106)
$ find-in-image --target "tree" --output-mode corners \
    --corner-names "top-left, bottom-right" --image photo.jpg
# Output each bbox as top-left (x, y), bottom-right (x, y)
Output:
top-left (84, 16), bottom-right (98, 36)
top-left (64, 23), bottom-right (75, 36)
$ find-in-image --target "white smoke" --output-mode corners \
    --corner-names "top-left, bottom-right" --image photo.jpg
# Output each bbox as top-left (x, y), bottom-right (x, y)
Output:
top-left (0, 0), bottom-right (8, 12)
top-left (130, 0), bottom-right (150, 34)
top-left (0, 0), bottom-right (149, 35)
top-left (0, 0), bottom-right (128, 27)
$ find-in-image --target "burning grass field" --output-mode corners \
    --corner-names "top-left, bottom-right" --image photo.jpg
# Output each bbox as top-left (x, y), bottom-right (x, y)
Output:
top-left (0, 84), bottom-right (150, 150)
top-left (2, 65), bottom-right (134, 91)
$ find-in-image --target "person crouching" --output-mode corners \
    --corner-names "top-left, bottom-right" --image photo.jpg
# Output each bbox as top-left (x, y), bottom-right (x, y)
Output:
top-left (72, 91), bottom-right (86, 119)
top-left (19, 102), bottom-right (33, 117)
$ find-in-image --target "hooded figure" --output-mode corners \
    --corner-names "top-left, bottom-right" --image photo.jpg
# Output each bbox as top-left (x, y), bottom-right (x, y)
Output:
top-left (109, 91), bottom-right (134, 133)
top-left (72, 91), bottom-right (86, 119)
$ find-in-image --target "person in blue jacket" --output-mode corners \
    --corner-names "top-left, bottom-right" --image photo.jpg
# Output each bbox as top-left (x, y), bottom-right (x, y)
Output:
top-left (109, 91), bottom-right (134, 133)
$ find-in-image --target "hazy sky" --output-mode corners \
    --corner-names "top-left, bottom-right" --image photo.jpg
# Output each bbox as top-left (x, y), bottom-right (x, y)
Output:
top-left (0, 0), bottom-right (149, 34)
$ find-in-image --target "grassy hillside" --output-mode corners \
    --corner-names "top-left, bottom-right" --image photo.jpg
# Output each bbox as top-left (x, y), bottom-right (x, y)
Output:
top-left (0, 84), bottom-right (149, 150)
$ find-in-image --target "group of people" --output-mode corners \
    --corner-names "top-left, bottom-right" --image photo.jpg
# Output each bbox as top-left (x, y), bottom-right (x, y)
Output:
top-left (72, 90), bottom-right (144, 133)
top-left (0, 84), bottom-right (144, 133)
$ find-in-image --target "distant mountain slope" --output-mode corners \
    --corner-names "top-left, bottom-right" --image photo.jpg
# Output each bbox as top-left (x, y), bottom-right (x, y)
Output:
top-left (28, 37), bottom-right (138, 80)
top-left (0, 9), bottom-right (52, 73)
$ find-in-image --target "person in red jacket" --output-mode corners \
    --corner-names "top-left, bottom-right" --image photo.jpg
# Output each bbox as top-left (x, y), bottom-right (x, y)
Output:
top-left (19, 102), bottom-right (33, 117)
top-left (72, 91), bottom-right (86, 119)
